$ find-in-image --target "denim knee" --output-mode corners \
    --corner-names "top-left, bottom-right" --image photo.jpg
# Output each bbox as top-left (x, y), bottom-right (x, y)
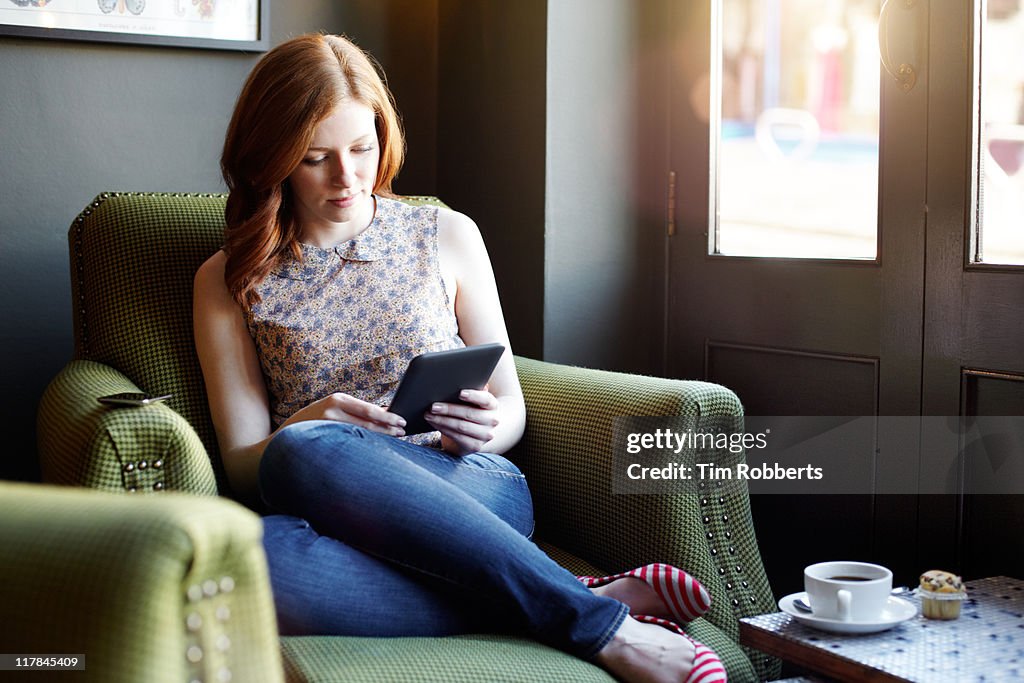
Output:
top-left (258, 420), bottom-right (367, 509)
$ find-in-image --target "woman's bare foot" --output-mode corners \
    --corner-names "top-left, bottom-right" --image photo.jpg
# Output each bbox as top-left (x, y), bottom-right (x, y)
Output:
top-left (591, 577), bottom-right (669, 619)
top-left (594, 616), bottom-right (696, 683)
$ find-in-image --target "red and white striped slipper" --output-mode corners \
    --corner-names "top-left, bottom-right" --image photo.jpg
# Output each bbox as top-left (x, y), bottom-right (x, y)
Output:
top-left (630, 614), bottom-right (728, 683)
top-left (578, 563), bottom-right (712, 623)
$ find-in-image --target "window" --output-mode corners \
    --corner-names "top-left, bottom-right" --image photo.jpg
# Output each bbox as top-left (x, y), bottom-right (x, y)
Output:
top-left (714, 0), bottom-right (880, 259)
top-left (973, 0), bottom-right (1024, 265)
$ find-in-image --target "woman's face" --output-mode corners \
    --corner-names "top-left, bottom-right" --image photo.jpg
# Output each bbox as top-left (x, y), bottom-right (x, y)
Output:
top-left (288, 101), bottom-right (380, 239)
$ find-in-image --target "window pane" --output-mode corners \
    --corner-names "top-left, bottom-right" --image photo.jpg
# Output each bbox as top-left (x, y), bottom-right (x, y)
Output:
top-left (975, 0), bottom-right (1024, 265)
top-left (716, 0), bottom-right (880, 259)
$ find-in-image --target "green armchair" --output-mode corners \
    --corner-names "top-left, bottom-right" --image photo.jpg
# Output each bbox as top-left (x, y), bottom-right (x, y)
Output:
top-left (30, 192), bottom-right (780, 682)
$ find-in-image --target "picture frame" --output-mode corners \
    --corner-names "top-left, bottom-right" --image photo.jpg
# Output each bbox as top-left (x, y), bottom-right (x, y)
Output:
top-left (0, 0), bottom-right (269, 52)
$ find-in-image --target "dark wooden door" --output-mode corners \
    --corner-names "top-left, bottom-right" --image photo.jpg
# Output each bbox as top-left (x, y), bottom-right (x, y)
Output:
top-left (661, 0), bottom-right (1023, 597)
top-left (918, 0), bottom-right (1024, 581)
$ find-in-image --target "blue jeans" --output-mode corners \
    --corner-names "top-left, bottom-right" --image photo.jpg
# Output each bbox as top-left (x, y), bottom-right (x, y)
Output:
top-left (258, 420), bottom-right (628, 659)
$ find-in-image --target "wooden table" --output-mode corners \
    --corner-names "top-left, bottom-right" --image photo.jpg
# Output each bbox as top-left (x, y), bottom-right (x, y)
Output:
top-left (740, 576), bottom-right (1024, 682)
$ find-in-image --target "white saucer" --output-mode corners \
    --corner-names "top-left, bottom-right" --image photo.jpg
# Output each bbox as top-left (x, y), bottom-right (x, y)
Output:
top-left (778, 592), bottom-right (917, 634)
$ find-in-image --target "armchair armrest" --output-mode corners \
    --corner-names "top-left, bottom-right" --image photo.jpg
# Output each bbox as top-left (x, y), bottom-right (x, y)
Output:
top-left (0, 482), bottom-right (282, 683)
top-left (37, 360), bottom-right (217, 495)
top-left (512, 357), bottom-right (775, 644)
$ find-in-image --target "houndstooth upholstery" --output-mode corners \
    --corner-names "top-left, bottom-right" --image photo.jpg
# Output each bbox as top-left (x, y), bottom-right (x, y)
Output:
top-left (0, 482), bottom-right (282, 683)
top-left (32, 192), bottom-right (780, 682)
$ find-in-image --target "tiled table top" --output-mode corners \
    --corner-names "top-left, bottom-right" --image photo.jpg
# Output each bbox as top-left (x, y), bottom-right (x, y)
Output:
top-left (740, 576), bottom-right (1024, 682)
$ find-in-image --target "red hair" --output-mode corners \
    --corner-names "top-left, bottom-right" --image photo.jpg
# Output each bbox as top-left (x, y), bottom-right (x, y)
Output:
top-left (220, 33), bottom-right (406, 308)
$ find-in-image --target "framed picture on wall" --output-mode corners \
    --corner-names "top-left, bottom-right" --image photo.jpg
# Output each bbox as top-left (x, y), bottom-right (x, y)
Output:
top-left (0, 0), bottom-right (268, 52)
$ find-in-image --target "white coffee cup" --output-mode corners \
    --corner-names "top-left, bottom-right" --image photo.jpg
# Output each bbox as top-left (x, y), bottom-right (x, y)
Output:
top-left (804, 561), bottom-right (892, 622)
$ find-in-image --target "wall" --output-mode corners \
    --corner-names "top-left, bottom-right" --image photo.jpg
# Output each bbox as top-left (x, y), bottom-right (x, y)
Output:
top-left (436, 0), bottom-right (548, 361)
top-left (0, 2), bottom-right (435, 482)
top-left (346, 0), bottom-right (439, 196)
top-left (544, 0), bottom-right (665, 373)
top-left (434, 0), bottom-right (663, 373)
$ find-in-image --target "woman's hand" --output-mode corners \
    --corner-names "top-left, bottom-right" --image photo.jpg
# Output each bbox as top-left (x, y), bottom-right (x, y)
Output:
top-left (424, 388), bottom-right (500, 456)
top-left (286, 392), bottom-right (407, 437)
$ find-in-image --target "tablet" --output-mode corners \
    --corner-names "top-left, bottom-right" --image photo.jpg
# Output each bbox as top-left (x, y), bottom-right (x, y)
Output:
top-left (388, 343), bottom-right (506, 435)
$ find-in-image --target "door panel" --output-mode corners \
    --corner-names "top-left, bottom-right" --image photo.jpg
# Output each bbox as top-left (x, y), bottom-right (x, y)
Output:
top-left (960, 372), bottom-right (1024, 580)
top-left (706, 343), bottom-right (879, 417)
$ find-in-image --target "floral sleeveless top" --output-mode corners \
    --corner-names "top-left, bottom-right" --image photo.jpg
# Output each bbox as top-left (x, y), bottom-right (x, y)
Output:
top-left (245, 196), bottom-right (464, 447)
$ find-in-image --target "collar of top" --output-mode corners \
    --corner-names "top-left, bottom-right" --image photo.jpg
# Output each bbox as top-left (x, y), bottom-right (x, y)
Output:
top-left (271, 196), bottom-right (389, 280)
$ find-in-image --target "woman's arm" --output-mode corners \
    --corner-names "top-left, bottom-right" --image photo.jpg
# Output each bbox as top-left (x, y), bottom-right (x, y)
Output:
top-left (431, 209), bottom-right (526, 456)
top-left (193, 251), bottom-right (406, 505)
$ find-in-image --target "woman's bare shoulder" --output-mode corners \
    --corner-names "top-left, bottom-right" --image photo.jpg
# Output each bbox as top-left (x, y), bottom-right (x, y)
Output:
top-left (195, 249), bottom-right (227, 280)
top-left (194, 249), bottom-right (230, 299)
top-left (436, 207), bottom-right (484, 252)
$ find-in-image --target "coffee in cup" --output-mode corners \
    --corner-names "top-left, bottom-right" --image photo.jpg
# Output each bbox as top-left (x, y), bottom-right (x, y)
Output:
top-left (804, 561), bottom-right (892, 622)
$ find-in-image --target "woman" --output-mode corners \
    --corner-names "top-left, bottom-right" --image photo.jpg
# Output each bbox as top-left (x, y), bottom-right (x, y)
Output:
top-left (194, 33), bottom-right (726, 683)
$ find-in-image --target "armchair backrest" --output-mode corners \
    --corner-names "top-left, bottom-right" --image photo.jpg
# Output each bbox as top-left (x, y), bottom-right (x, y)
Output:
top-left (68, 192), bottom-right (449, 490)
top-left (70, 192), bottom-right (226, 478)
